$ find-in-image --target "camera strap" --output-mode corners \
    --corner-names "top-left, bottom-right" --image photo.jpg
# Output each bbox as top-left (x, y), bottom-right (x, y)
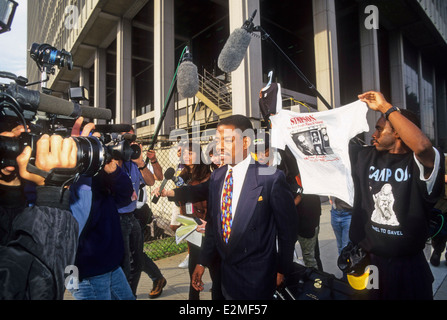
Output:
top-left (26, 163), bottom-right (80, 187)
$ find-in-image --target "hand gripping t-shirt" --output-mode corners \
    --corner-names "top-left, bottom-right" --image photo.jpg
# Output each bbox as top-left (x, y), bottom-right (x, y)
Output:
top-left (270, 100), bottom-right (369, 206)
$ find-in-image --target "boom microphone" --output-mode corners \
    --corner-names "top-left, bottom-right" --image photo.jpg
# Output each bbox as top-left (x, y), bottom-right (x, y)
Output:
top-left (217, 10), bottom-right (257, 73)
top-left (94, 124), bottom-right (133, 133)
top-left (78, 106), bottom-right (112, 120)
top-left (39, 93), bottom-right (112, 120)
top-left (177, 46), bottom-right (199, 98)
top-left (152, 167), bottom-right (176, 204)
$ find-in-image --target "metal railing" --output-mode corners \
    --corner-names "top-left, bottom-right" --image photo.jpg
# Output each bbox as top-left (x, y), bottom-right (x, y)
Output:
top-left (197, 69), bottom-right (232, 112)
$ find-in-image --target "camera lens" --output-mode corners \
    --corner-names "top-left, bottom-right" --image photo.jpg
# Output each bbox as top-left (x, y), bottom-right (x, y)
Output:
top-left (130, 144), bottom-right (141, 160)
top-left (72, 136), bottom-right (105, 176)
top-left (0, 133), bottom-right (36, 169)
top-left (0, 136), bottom-right (21, 168)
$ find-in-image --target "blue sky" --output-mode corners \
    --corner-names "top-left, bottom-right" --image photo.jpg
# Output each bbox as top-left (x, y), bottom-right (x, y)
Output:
top-left (0, 0), bottom-right (27, 79)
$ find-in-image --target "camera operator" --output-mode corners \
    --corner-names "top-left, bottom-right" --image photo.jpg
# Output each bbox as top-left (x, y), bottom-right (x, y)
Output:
top-left (0, 125), bottom-right (79, 299)
top-left (68, 117), bottom-right (135, 300)
top-left (0, 125), bottom-right (27, 245)
top-left (117, 126), bottom-right (164, 297)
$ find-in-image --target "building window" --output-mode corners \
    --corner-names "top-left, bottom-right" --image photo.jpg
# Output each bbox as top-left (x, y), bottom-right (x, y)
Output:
top-left (335, 2), bottom-right (362, 105)
top-left (377, 28), bottom-right (391, 102)
top-left (259, 1), bottom-right (316, 96)
top-left (136, 120), bottom-right (148, 129)
top-left (421, 59), bottom-right (435, 140)
top-left (403, 39), bottom-right (420, 116)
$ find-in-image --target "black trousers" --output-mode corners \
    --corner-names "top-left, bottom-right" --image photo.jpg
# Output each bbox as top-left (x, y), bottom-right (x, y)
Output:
top-left (187, 243), bottom-right (224, 300)
top-left (368, 251), bottom-right (434, 300)
top-left (120, 213), bottom-right (143, 296)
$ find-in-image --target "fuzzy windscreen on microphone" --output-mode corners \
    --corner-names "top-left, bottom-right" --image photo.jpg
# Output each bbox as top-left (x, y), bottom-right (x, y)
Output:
top-left (218, 28), bottom-right (252, 73)
top-left (164, 167), bottom-right (176, 180)
top-left (177, 61), bottom-right (199, 98)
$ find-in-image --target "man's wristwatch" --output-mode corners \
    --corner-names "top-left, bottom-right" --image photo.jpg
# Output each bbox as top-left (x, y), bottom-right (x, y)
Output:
top-left (384, 106), bottom-right (400, 120)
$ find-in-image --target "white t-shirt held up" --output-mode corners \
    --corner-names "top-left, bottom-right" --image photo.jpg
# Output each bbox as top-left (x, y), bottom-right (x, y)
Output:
top-left (270, 100), bottom-right (369, 206)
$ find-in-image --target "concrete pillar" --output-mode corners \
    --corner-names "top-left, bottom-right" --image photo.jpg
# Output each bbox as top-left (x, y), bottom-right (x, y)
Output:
top-left (359, 5), bottom-right (381, 142)
top-left (116, 18), bottom-right (132, 125)
top-left (154, 0), bottom-right (175, 137)
top-left (94, 48), bottom-right (107, 124)
top-left (436, 77), bottom-right (447, 149)
top-left (312, 0), bottom-right (340, 110)
top-left (228, 0), bottom-right (262, 119)
top-left (418, 57), bottom-right (435, 140)
top-left (388, 31), bottom-right (406, 109)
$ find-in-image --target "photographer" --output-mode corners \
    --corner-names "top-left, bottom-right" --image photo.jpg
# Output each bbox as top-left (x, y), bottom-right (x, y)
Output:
top-left (0, 125), bottom-right (27, 245)
top-left (68, 117), bottom-right (135, 300)
top-left (117, 127), bottom-right (165, 298)
top-left (0, 125), bottom-right (79, 299)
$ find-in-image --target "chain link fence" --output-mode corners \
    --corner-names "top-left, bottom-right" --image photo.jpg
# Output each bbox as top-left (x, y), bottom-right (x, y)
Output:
top-left (140, 141), bottom-right (211, 260)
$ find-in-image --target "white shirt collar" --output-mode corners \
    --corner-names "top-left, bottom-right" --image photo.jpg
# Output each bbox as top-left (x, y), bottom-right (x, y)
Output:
top-left (223, 155), bottom-right (252, 218)
top-left (227, 153), bottom-right (252, 175)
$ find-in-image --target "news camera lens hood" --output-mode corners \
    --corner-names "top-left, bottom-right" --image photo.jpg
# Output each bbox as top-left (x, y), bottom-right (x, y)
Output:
top-left (72, 136), bottom-right (105, 176)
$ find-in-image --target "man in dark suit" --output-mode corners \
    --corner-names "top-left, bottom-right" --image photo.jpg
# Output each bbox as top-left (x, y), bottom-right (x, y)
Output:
top-left (191, 115), bottom-right (296, 300)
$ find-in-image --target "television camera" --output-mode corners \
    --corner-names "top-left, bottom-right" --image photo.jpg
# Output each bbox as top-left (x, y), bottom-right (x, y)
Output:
top-left (0, 42), bottom-right (138, 184)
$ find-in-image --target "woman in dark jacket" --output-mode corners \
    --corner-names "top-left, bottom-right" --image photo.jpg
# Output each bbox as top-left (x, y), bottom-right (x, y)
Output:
top-left (177, 142), bottom-right (212, 300)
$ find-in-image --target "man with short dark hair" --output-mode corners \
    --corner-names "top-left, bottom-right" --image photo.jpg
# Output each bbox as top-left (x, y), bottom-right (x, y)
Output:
top-left (117, 126), bottom-right (165, 298)
top-left (191, 114), bottom-right (296, 300)
top-left (349, 91), bottom-right (445, 299)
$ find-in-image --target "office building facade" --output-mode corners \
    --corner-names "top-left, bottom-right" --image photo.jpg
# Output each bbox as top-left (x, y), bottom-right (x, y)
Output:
top-left (27, 0), bottom-right (447, 149)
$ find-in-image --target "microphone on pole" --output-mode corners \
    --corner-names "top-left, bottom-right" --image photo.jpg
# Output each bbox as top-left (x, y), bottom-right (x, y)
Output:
top-left (145, 45), bottom-right (190, 162)
top-left (152, 167), bottom-right (176, 204)
top-left (217, 10), bottom-right (258, 73)
top-left (217, 9), bottom-right (333, 109)
top-left (177, 46), bottom-right (199, 98)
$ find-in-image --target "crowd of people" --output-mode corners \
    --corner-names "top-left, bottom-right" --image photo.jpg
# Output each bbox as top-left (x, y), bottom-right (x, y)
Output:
top-left (0, 90), bottom-right (446, 300)
top-left (0, 117), bottom-right (167, 300)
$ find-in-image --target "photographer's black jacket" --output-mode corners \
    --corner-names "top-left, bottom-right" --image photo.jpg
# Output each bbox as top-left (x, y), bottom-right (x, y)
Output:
top-left (73, 166), bottom-right (133, 280)
top-left (0, 186), bottom-right (78, 299)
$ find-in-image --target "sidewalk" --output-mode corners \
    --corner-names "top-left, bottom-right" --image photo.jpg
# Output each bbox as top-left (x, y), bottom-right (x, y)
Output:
top-left (65, 202), bottom-right (447, 300)
top-left (134, 201), bottom-right (340, 300)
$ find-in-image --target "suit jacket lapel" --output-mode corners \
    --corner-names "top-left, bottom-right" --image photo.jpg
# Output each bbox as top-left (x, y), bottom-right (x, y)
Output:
top-left (227, 163), bottom-right (263, 250)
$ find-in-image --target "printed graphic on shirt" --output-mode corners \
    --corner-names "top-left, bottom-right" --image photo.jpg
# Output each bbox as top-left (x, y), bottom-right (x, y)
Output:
top-left (368, 165), bottom-right (411, 183)
top-left (370, 183), bottom-right (400, 226)
top-left (291, 126), bottom-right (334, 156)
